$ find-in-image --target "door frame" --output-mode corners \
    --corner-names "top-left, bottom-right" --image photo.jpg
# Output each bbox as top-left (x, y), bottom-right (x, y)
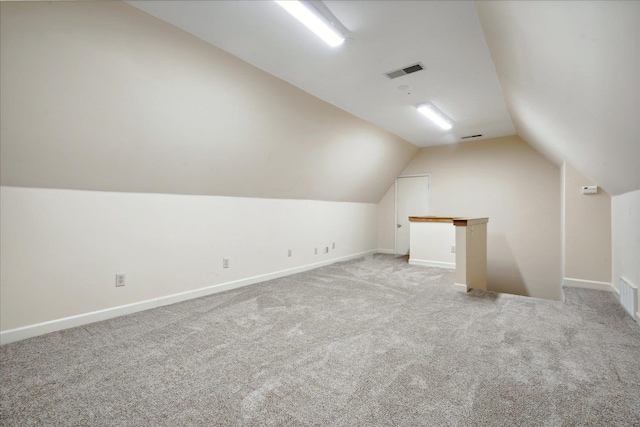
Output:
top-left (394, 174), bottom-right (431, 255)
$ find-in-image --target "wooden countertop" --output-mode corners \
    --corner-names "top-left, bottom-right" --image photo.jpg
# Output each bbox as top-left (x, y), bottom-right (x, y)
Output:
top-left (408, 216), bottom-right (489, 226)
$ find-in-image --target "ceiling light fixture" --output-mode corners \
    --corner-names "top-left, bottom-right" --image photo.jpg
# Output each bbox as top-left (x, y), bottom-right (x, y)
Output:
top-left (275, 0), bottom-right (346, 47)
top-left (416, 102), bottom-right (453, 130)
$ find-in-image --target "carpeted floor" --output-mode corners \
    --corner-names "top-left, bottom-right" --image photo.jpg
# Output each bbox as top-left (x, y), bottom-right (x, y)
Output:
top-left (1, 254), bottom-right (639, 426)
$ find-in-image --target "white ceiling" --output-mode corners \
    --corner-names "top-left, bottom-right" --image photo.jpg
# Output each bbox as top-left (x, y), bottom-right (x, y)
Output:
top-left (126, 0), bottom-right (515, 148)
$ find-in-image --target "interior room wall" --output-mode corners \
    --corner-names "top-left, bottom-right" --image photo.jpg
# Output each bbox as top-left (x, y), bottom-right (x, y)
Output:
top-left (389, 135), bottom-right (562, 300)
top-left (377, 184), bottom-right (396, 252)
top-left (563, 163), bottom-right (612, 288)
top-left (0, 2), bottom-right (416, 342)
top-left (611, 190), bottom-right (640, 321)
top-left (0, 187), bottom-right (378, 340)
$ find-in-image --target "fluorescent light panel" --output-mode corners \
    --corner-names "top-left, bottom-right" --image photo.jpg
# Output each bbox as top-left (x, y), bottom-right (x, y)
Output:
top-left (416, 103), bottom-right (453, 130)
top-left (275, 1), bottom-right (345, 47)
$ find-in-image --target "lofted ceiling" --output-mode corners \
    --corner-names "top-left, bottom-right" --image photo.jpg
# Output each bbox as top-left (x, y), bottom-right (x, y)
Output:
top-left (127, 0), bottom-right (639, 196)
top-left (126, 0), bottom-right (516, 148)
top-left (475, 1), bottom-right (639, 196)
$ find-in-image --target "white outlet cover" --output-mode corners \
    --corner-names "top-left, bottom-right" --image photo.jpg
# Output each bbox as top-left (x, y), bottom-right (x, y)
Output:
top-left (115, 273), bottom-right (125, 287)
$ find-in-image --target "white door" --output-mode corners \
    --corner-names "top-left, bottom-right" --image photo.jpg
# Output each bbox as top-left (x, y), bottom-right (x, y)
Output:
top-left (396, 175), bottom-right (430, 255)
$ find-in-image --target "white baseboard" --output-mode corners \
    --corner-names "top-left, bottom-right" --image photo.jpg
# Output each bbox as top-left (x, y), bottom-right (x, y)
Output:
top-left (0, 300), bottom-right (161, 346)
top-left (0, 250), bottom-right (376, 345)
top-left (563, 278), bottom-right (613, 292)
top-left (408, 259), bottom-right (455, 270)
top-left (376, 249), bottom-right (396, 255)
top-left (568, 279), bottom-right (639, 325)
top-left (453, 283), bottom-right (468, 292)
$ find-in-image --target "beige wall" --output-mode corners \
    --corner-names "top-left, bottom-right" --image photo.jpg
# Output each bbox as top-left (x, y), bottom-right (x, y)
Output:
top-left (377, 184), bottom-right (396, 251)
top-left (0, 2), bottom-right (417, 203)
top-left (475, 1), bottom-right (640, 197)
top-left (563, 163), bottom-right (611, 284)
top-left (0, 2), bottom-right (414, 342)
top-left (396, 136), bottom-right (562, 300)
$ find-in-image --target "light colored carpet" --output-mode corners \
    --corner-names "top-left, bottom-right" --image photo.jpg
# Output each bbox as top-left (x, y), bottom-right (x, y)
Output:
top-left (1, 254), bottom-right (639, 426)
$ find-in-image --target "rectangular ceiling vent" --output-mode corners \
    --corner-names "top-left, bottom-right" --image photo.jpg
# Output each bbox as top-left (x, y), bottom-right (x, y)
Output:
top-left (385, 62), bottom-right (424, 79)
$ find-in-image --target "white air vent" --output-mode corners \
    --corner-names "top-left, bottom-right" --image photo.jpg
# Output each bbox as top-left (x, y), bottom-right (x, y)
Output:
top-left (385, 63), bottom-right (425, 79)
top-left (620, 278), bottom-right (638, 321)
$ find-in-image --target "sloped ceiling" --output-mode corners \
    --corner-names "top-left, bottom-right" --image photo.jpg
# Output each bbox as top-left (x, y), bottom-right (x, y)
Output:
top-left (126, 0), bottom-right (639, 195)
top-left (0, 2), bottom-right (416, 203)
top-left (126, 0), bottom-right (515, 147)
top-left (475, 1), bottom-right (640, 196)
top-left (3, 1), bottom-right (636, 200)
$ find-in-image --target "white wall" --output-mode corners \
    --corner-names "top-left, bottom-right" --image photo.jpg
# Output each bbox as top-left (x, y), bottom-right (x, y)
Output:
top-left (0, 187), bottom-right (378, 338)
top-left (391, 136), bottom-right (562, 300)
top-left (409, 222), bottom-right (456, 268)
top-left (612, 190), bottom-right (640, 321)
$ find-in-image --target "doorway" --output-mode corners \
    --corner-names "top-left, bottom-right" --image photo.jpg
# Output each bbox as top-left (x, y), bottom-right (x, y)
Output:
top-left (395, 175), bottom-right (431, 255)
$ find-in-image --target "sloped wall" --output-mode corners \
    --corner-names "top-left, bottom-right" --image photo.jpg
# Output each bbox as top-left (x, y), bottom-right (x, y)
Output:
top-left (0, 2), bottom-right (416, 339)
top-left (475, 1), bottom-right (640, 197)
top-left (0, 2), bottom-right (417, 202)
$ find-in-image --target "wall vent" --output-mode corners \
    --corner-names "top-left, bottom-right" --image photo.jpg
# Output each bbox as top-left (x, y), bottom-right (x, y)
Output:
top-left (384, 63), bottom-right (425, 79)
top-left (620, 277), bottom-right (638, 321)
top-left (461, 134), bottom-right (483, 139)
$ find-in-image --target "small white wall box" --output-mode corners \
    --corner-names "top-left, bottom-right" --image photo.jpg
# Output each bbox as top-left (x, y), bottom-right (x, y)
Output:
top-left (581, 185), bottom-right (598, 195)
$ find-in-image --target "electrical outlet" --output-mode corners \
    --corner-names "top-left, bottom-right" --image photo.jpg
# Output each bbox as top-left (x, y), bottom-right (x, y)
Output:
top-left (324, 246), bottom-right (329, 254)
top-left (288, 249), bottom-right (292, 257)
top-left (223, 258), bottom-right (229, 268)
top-left (451, 246), bottom-right (456, 253)
top-left (115, 273), bottom-right (125, 287)
top-left (332, 242), bottom-right (336, 249)
top-left (314, 248), bottom-right (318, 255)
